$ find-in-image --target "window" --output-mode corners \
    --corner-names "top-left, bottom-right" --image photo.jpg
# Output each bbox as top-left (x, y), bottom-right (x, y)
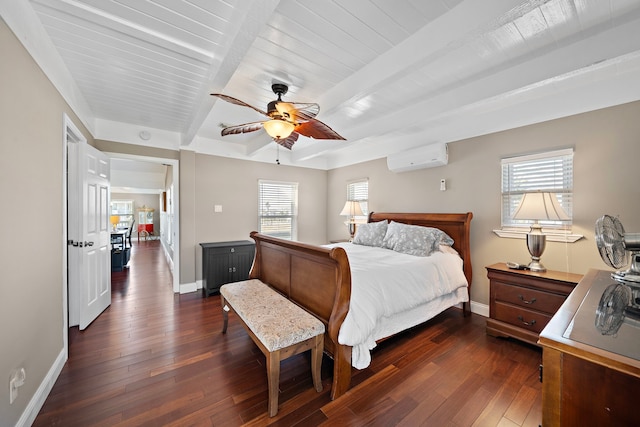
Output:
top-left (110, 199), bottom-right (134, 230)
top-left (347, 179), bottom-right (368, 222)
top-left (501, 148), bottom-right (573, 229)
top-left (258, 180), bottom-right (298, 240)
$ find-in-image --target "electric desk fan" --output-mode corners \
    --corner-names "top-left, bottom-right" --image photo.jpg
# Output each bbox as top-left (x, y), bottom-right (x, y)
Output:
top-left (594, 215), bottom-right (640, 335)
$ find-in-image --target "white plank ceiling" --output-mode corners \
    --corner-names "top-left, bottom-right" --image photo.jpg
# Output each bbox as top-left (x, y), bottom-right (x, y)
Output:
top-left (5, 0), bottom-right (640, 170)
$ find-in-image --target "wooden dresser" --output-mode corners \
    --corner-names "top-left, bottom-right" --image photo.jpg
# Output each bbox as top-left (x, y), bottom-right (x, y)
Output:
top-left (486, 263), bottom-right (582, 346)
top-left (539, 269), bottom-right (640, 426)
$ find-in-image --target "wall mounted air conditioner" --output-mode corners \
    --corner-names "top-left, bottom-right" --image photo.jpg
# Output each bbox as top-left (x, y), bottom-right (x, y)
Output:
top-left (387, 143), bottom-right (448, 173)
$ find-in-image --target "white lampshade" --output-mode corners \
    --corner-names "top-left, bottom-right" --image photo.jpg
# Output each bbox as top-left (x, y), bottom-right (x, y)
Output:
top-left (340, 200), bottom-right (364, 217)
top-left (512, 191), bottom-right (569, 272)
top-left (263, 119), bottom-right (294, 139)
top-left (512, 192), bottom-right (569, 221)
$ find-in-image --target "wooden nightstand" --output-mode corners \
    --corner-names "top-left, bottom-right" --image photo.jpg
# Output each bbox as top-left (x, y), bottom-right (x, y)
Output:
top-left (486, 263), bottom-right (582, 346)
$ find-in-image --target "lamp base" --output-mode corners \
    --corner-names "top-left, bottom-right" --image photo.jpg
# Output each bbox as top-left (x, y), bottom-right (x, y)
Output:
top-left (348, 223), bottom-right (357, 241)
top-left (527, 260), bottom-right (546, 272)
top-left (526, 232), bottom-right (547, 272)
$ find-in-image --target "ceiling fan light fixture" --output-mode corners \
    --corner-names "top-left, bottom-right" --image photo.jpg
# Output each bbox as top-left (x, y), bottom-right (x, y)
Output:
top-left (263, 119), bottom-right (294, 139)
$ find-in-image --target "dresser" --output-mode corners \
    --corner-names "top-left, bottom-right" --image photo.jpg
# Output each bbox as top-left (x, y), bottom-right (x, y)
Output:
top-left (200, 241), bottom-right (255, 297)
top-left (539, 269), bottom-right (640, 426)
top-left (486, 263), bottom-right (582, 346)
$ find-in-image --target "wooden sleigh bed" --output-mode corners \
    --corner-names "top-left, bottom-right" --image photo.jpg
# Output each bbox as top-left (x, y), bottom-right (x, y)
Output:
top-left (247, 212), bottom-right (473, 400)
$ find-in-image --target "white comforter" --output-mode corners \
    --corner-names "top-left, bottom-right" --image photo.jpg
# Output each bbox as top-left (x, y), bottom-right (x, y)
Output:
top-left (330, 243), bottom-right (468, 369)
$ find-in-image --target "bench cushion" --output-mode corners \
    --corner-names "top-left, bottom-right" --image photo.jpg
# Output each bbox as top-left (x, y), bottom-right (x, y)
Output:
top-left (220, 279), bottom-right (325, 352)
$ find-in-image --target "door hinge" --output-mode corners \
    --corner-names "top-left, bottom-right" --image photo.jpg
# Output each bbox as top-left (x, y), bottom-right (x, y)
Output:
top-left (539, 364), bottom-right (543, 383)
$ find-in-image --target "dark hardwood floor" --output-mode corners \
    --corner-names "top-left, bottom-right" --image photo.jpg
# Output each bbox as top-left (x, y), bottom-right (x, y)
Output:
top-left (34, 240), bottom-right (542, 426)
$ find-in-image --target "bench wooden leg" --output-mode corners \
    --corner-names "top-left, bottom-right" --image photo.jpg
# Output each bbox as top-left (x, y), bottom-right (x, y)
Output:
top-left (311, 334), bottom-right (323, 393)
top-left (221, 296), bottom-right (229, 334)
top-left (266, 350), bottom-right (281, 417)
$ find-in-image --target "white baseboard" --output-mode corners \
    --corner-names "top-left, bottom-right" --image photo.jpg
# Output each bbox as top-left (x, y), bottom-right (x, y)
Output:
top-left (470, 300), bottom-right (489, 317)
top-left (16, 348), bottom-right (67, 427)
top-left (180, 281), bottom-right (198, 294)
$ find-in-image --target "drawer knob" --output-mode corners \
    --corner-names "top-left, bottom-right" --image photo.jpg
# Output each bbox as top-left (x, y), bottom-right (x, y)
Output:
top-left (517, 315), bottom-right (536, 326)
top-left (518, 295), bottom-right (537, 305)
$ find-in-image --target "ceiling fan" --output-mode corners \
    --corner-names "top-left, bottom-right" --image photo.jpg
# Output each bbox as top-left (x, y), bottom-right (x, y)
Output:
top-left (211, 83), bottom-right (345, 149)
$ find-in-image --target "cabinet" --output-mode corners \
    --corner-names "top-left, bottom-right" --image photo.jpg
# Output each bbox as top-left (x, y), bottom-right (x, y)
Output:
top-left (200, 241), bottom-right (255, 297)
top-left (137, 206), bottom-right (154, 239)
top-left (486, 263), bottom-right (582, 346)
top-left (111, 231), bottom-right (130, 271)
top-left (539, 269), bottom-right (640, 426)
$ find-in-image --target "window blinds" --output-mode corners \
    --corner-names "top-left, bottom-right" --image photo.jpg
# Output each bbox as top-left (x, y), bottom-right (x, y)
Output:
top-left (258, 180), bottom-right (298, 240)
top-left (501, 149), bottom-right (573, 228)
top-left (347, 180), bottom-right (368, 219)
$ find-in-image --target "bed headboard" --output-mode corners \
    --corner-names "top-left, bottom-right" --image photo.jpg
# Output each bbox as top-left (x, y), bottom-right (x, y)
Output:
top-left (368, 212), bottom-right (473, 290)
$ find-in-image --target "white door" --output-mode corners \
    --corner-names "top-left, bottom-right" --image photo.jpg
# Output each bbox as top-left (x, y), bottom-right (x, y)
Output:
top-left (68, 139), bottom-right (111, 330)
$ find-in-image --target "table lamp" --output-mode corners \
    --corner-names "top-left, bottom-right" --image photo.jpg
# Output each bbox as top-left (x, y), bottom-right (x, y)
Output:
top-left (110, 215), bottom-right (120, 231)
top-left (340, 200), bottom-right (364, 240)
top-left (512, 192), bottom-right (569, 272)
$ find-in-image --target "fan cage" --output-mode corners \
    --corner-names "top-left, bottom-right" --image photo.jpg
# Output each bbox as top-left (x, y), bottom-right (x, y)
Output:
top-left (595, 283), bottom-right (631, 335)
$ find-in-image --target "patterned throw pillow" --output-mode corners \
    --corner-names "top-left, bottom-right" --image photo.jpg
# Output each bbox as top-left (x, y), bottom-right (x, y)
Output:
top-left (382, 221), bottom-right (454, 256)
top-left (352, 220), bottom-right (388, 247)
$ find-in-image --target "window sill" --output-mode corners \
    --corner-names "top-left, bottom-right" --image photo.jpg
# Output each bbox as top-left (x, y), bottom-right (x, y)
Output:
top-left (493, 228), bottom-right (583, 243)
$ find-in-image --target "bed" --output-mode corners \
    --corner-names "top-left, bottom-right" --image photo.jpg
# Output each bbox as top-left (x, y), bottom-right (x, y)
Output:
top-left (248, 212), bottom-right (473, 400)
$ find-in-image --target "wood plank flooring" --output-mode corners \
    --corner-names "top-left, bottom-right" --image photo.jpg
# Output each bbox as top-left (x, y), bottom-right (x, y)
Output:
top-left (33, 240), bottom-right (542, 426)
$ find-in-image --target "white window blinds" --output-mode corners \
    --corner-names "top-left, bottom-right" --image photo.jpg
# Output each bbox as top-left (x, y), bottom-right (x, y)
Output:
top-left (501, 149), bottom-right (573, 228)
top-left (347, 180), bottom-right (368, 220)
top-left (258, 180), bottom-right (298, 240)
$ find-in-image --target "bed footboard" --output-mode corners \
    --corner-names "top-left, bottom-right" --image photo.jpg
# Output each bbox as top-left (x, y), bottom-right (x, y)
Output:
top-left (248, 231), bottom-right (352, 400)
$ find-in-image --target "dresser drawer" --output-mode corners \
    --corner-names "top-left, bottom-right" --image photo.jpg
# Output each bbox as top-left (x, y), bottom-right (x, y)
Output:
top-left (492, 281), bottom-right (567, 315)
top-left (493, 302), bottom-right (552, 334)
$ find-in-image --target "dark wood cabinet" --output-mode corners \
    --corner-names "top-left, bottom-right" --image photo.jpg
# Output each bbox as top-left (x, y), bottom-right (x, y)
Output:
top-left (539, 269), bottom-right (640, 426)
top-left (486, 263), bottom-right (582, 346)
top-left (111, 231), bottom-right (130, 272)
top-left (200, 241), bottom-right (255, 297)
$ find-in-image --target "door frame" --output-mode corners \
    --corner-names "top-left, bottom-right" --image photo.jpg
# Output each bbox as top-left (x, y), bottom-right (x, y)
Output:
top-left (62, 114), bottom-right (82, 355)
top-left (103, 152), bottom-right (181, 293)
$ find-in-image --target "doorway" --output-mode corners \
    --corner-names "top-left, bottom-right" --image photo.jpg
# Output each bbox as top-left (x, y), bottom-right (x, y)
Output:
top-left (105, 153), bottom-right (180, 293)
top-left (63, 119), bottom-right (181, 364)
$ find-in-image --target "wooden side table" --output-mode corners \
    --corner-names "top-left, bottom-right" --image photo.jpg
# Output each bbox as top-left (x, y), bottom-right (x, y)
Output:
top-left (486, 263), bottom-right (582, 346)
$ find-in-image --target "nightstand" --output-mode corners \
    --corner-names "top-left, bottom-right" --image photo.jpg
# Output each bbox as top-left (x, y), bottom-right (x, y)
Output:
top-left (486, 263), bottom-right (582, 346)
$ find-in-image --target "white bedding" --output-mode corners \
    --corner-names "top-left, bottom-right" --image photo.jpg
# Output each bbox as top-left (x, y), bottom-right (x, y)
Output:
top-left (328, 242), bottom-right (469, 369)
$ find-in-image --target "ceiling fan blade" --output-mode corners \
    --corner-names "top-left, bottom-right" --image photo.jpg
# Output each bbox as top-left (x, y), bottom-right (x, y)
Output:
top-left (281, 102), bottom-right (320, 122)
top-left (274, 132), bottom-right (299, 150)
top-left (220, 121), bottom-right (264, 136)
top-left (211, 93), bottom-right (269, 117)
top-left (295, 119), bottom-right (345, 140)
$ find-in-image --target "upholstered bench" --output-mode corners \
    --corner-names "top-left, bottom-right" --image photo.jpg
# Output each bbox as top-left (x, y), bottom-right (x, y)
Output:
top-left (220, 279), bottom-right (325, 417)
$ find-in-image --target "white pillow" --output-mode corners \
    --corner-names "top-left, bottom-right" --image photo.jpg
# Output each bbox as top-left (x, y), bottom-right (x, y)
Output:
top-left (352, 220), bottom-right (388, 247)
top-left (382, 221), bottom-right (454, 256)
